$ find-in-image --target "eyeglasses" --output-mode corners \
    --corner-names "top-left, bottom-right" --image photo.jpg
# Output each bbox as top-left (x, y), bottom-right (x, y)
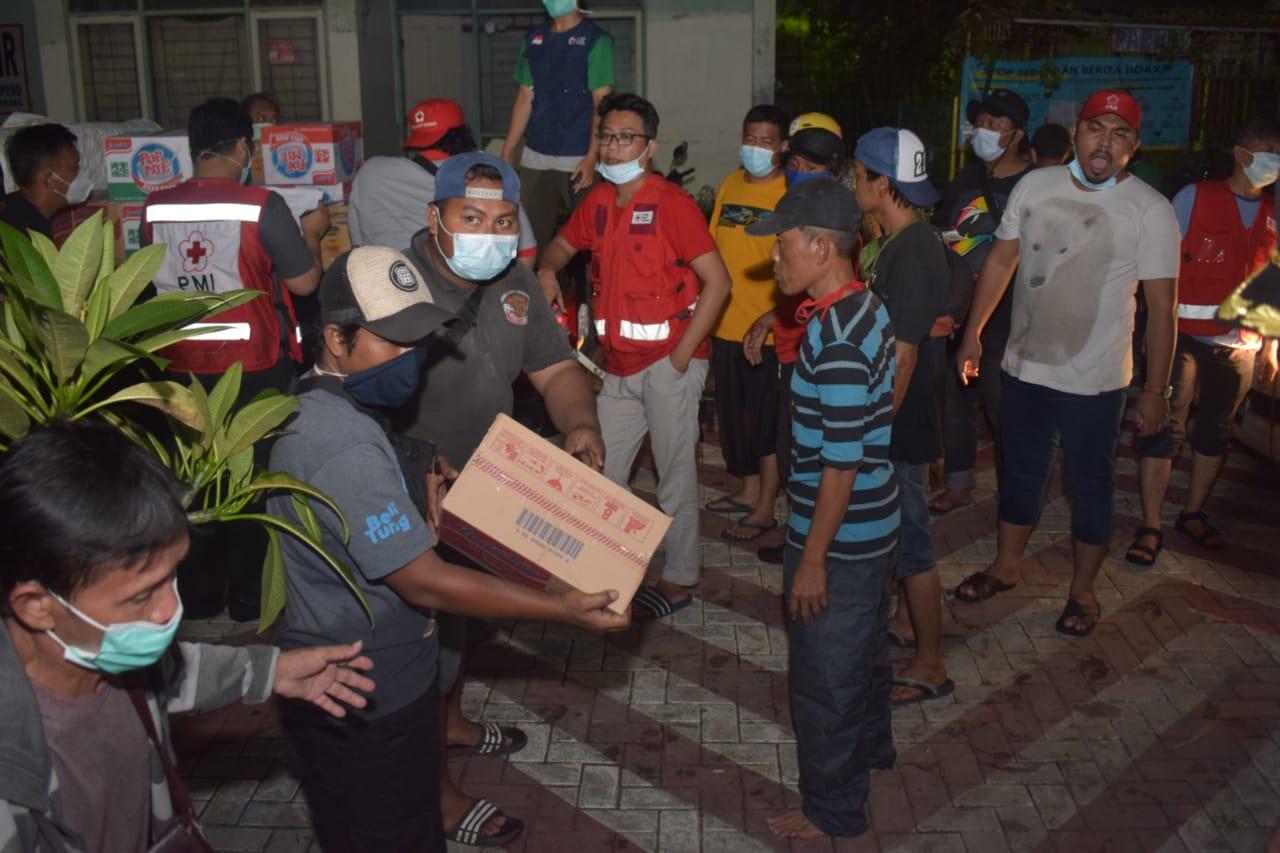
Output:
top-left (595, 131), bottom-right (650, 148)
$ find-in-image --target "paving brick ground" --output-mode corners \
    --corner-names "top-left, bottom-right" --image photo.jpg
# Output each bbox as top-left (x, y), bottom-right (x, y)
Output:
top-left (175, 410), bottom-right (1280, 852)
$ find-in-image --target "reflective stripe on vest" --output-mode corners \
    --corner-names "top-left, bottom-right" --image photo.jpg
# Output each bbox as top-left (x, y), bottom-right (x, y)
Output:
top-left (182, 322), bottom-right (253, 341)
top-left (1176, 304), bottom-right (1220, 320)
top-left (146, 203), bottom-right (263, 223)
top-left (619, 319), bottom-right (671, 342)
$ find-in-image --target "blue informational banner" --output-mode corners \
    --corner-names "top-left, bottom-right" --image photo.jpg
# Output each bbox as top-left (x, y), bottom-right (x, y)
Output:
top-left (959, 57), bottom-right (1194, 149)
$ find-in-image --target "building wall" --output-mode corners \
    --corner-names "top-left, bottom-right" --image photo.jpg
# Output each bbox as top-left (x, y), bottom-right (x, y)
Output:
top-left (643, 0), bottom-right (773, 193)
top-left (5, 0), bottom-right (49, 117)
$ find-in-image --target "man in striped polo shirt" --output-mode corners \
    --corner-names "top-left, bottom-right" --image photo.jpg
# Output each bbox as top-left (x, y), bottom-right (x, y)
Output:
top-left (746, 179), bottom-right (899, 840)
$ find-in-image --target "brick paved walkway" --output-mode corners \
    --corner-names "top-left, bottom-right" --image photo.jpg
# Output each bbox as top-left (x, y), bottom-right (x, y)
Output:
top-left (175, 416), bottom-right (1280, 852)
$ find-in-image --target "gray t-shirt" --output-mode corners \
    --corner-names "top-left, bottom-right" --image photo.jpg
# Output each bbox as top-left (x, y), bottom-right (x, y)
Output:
top-left (348, 156), bottom-right (537, 257)
top-left (34, 683), bottom-right (150, 853)
top-left (400, 232), bottom-right (575, 466)
top-left (269, 388), bottom-right (438, 720)
top-left (996, 165), bottom-right (1180, 395)
top-left (260, 190), bottom-right (321, 279)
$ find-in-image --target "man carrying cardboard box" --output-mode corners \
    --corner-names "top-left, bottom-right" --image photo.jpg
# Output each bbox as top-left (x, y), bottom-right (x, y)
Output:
top-left (268, 245), bottom-right (629, 852)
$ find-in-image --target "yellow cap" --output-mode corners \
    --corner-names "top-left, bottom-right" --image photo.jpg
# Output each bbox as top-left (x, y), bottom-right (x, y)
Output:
top-left (789, 112), bottom-right (843, 139)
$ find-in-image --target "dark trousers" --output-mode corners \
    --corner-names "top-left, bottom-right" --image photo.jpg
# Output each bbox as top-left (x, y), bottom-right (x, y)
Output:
top-left (284, 688), bottom-right (445, 853)
top-left (783, 546), bottom-right (895, 837)
top-left (777, 361), bottom-right (795, 485)
top-left (712, 337), bottom-right (780, 477)
top-left (997, 373), bottom-right (1127, 546)
top-left (1138, 333), bottom-right (1255, 459)
top-left (940, 349), bottom-right (1003, 490)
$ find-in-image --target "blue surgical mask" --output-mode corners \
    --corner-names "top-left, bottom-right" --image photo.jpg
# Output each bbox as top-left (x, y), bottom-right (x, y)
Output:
top-left (1067, 156), bottom-right (1119, 191)
top-left (213, 151), bottom-right (252, 185)
top-left (47, 581), bottom-right (183, 675)
top-left (740, 145), bottom-right (777, 178)
top-left (543, 0), bottom-right (578, 16)
top-left (970, 128), bottom-right (1007, 163)
top-left (597, 157), bottom-right (647, 185)
top-left (785, 169), bottom-right (829, 187)
top-left (433, 212), bottom-right (519, 281)
top-left (343, 347), bottom-right (429, 409)
top-left (1243, 151), bottom-right (1280, 189)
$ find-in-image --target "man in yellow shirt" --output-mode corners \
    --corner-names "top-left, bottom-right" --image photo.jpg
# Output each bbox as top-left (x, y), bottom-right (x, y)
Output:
top-left (706, 105), bottom-right (791, 541)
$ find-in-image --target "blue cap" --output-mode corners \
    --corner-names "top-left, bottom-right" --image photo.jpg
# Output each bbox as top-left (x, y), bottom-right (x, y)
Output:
top-left (432, 151), bottom-right (521, 204)
top-left (853, 127), bottom-right (941, 208)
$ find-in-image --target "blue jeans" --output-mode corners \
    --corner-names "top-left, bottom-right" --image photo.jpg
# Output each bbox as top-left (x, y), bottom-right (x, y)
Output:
top-left (783, 546), bottom-right (895, 837)
top-left (997, 373), bottom-right (1127, 546)
top-left (892, 461), bottom-right (936, 579)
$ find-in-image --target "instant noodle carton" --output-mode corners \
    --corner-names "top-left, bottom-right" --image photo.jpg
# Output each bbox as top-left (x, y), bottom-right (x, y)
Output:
top-left (105, 132), bottom-right (193, 203)
top-left (440, 414), bottom-right (670, 614)
top-left (261, 122), bottom-right (363, 186)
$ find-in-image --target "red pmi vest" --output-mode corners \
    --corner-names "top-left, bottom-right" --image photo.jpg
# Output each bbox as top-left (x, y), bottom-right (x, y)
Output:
top-left (587, 174), bottom-right (701, 374)
top-left (1176, 179), bottom-right (1277, 337)
top-left (143, 180), bottom-right (303, 374)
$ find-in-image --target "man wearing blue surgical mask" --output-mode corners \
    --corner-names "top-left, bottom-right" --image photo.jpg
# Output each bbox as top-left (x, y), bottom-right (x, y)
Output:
top-left (538, 93), bottom-right (734, 621)
top-left (1127, 115), bottom-right (1280, 568)
top-left (399, 153), bottom-right (607, 846)
top-left (0, 421), bottom-right (376, 853)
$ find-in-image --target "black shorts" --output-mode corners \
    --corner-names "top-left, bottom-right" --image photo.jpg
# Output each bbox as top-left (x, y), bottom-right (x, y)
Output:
top-left (1138, 334), bottom-right (1255, 459)
top-left (712, 337), bottom-right (780, 477)
top-left (283, 688), bottom-right (445, 853)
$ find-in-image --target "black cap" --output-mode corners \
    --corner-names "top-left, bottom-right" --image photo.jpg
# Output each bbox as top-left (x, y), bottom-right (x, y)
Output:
top-left (320, 246), bottom-right (455, 344)
top-left (966, 88), bottom-right (1030, 129)
top-left (745, 178), bottom-right (861, 237)
top-left (785, 128), bottom-right (845, 168)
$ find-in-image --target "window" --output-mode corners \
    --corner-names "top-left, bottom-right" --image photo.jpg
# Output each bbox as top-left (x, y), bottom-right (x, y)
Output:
top-left (148, 15), bottom-right (249, 130)
top-left (73, 21), bottom-right (145, 121)
top-left (255, 15), bottom-right (325, 121)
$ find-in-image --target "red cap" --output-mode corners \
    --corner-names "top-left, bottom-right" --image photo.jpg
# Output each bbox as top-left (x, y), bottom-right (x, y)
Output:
top-left (404, 99), bottom-right (465, 149)
top-left (1078, 90), bottom-right (1142, 131)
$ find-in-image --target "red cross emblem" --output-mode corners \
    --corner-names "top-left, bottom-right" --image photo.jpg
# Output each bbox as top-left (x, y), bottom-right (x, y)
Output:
top-left (179, 231), bottom-right (213, 273)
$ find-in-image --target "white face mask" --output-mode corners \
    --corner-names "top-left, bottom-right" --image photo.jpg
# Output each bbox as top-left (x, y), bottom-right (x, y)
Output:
top-left (970, 128), bottom-right (1007, 163)
top-left (49, 169), bottom-right (93, 205)
top-left (1243, 151), bottom-right (1280, 189)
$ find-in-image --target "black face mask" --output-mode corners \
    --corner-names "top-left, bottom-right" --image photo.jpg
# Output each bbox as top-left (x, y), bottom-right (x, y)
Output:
top-left (342, 348), bottom-right (428, 408)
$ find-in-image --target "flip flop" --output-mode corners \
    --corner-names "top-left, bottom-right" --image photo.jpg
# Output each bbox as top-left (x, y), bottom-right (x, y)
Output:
top-left (888, 628), bottom-right (916, 648)
top-left (721, 518), bottom-right (779, 543)
top-left (1055, 599), bottom-right (1102, 637)
top-left (890, 676), bottom-right (956, 707)
top-left (954, 571), bottom-right (1017, 603)
top-left (445, 799), bottom-right (524, 848)
top-left (633, 587), bottom-right (693, 621)
top-left (447, 722), bottom-right (528, 758)
top-left (704, 496), bottom-right (753, 516)
top-left (1124, 526), bottom-right (1163, 568)
top-left (1175, 511), bottom-right (1225, 550)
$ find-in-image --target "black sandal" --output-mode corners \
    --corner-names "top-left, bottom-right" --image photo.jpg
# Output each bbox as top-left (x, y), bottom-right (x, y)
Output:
top-left (1055, 599), bottom-right (1102, 637)
top-left (1124, 526), bottom-right (1164, 567)
top-left (954, 571), bottom-right (1017, 603)
top-left (1175, 511), bottom-right (1225, 550)
top-left (445, 799), bottom-right (524, 848)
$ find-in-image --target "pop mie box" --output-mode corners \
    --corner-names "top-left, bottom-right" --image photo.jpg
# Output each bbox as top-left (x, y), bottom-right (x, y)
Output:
top-left (262, 123), bottom-right (363, 186)
top-left (440, 414), bottom-right (670, 615)
top-left (105, 132), bottom-right (193, 203)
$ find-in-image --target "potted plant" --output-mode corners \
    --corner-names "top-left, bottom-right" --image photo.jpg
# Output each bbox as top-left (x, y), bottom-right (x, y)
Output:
top-left (0, 213), bottom-right (367, 630)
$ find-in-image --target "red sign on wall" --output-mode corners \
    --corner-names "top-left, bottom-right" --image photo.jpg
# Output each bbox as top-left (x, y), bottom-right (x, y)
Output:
top-left (267, 41), bottom-right (295, 66)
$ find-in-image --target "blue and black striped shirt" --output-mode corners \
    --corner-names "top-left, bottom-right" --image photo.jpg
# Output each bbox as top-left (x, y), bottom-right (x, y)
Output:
top-left (786, 288), bottom-right (900, 561)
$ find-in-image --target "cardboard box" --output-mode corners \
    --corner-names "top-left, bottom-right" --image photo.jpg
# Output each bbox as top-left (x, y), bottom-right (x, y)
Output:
top-left (106, 202), bottom-right (145, 264)
top-left (440, 414), bottom-right (670, 614)
top-left (320, 203), bottom-right (350, 270)
top-left (262, 122), bottom-right (363, 186)
top-left (105, 132), bottom-right (193, 202)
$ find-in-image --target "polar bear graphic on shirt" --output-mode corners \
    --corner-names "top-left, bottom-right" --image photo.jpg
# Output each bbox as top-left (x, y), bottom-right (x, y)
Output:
top-left (1007, 198), bottom-right (1114, 366)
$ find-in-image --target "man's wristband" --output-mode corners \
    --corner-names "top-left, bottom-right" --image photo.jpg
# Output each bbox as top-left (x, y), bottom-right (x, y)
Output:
top-left (1143, 384), bottom-right (1173, 400)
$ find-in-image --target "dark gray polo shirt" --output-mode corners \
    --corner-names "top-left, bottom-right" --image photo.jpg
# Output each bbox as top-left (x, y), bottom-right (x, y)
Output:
top-left (401, 229), bottom-right (574, 466)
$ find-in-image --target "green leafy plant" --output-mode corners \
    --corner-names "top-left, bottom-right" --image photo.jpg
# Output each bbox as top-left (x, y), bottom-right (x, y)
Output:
top-left (0, 213), bottom-right (367, 631)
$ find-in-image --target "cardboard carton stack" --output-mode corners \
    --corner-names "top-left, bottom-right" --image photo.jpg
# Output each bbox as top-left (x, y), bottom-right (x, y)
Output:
top-left (261, 123), bottom-right (363, 267)
top-left (102, 131), bottom-right (194, 262)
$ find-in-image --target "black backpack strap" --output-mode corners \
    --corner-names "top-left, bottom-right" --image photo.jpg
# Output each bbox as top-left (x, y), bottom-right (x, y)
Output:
top-left (440, 284), bottom-right (488, 349)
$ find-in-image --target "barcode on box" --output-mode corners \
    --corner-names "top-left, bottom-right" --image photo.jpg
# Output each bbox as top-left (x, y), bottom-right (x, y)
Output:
top-left (515, 508), bottom-right (585, 560)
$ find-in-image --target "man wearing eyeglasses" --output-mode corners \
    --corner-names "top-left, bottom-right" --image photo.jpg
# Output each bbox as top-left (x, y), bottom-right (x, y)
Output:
top-left (537, 93), bottom-right (733, 620)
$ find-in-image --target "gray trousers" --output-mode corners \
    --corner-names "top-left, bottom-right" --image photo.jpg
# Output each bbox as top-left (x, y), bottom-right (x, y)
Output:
top-left (598, 355), bottom-right (709, 586)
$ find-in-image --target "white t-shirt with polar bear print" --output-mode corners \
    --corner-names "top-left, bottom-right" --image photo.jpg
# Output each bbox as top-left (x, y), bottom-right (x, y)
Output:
top-left (994, 165), bottom-right (1180, 395)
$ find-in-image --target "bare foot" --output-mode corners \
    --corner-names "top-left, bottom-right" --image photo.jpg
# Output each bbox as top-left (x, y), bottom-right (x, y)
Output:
top-left (767, 808), bottom-right (828, 839)
top-left (889, 658), bottom-right (949, 703)
top-left (954, 562), bottom-right (1020, 601)
top-left (928, 488), bottom-right (973, 514)
top-left (445, 717), bottom-right (515, 751)
top-left (722, 510), bottom-right (779, 542)
top-left (653, 579), bottom-right (694, 605)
